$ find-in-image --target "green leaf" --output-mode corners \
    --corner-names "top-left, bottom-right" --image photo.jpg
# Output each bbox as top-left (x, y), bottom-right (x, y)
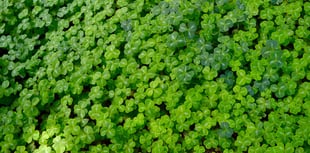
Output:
top-left (1, 80), bottom-right (10, 88)
top-left (152, 140), bottom-right (168, 153)
top-left (218, 122), bottom-right (234, 138)
top-left (52, 136), bottom-right (66, 153)
top-left (22, 125), bottom-right (40, 143)
top-left (15, 146), bottom-right (27, 153)
top-left (194, 145), bottom-right (205, 153)
top-left (74, 104), bottom-right (87, 118)
top-left (202, 66), bottom-right (218, 80)
top-left (34, 145), bottom-right (52, 153)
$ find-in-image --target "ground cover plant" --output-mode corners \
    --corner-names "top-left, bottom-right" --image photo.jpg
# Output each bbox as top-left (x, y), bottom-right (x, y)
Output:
top-left (0, 0), bottom-right (310, 152)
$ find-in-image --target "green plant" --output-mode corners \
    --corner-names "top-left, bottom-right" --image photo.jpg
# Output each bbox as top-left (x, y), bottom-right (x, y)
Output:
top-left (0, 0), bottom-right (309, 152)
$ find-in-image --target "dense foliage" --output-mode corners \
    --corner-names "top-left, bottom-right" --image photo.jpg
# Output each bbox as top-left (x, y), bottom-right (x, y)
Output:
top-left (0, 0), bottom-right (310, 152)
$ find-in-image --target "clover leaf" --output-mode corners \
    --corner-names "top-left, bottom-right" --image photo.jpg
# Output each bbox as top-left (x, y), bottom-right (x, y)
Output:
top-left (52, 136), bottom-right (66, 153)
